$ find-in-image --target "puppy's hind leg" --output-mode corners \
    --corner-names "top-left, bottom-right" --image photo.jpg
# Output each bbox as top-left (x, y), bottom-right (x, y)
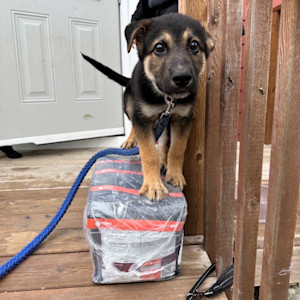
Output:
top-left (121, 127), bottom-right (137, 149)
top-left (157, 128), bottom-right (169, 173)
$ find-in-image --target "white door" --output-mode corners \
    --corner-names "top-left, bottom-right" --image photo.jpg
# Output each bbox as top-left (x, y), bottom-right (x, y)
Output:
top-left (0, 0), bottom-right (124, 146)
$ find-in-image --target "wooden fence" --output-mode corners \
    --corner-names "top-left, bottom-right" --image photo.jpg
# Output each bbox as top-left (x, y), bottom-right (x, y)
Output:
top-left (180, 0), bottom-right (300, 299)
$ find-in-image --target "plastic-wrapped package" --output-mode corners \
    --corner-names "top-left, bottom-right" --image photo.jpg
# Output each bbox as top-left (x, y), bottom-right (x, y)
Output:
top-left (83, 155), bottom-right (188, 284)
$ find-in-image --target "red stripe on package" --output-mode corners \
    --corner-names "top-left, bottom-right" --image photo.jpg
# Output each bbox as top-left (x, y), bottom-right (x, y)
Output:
top-left (91, 185), bottom-right (140, 195)
top-left (141, 270), bottom-right (162, 280)
top-left (90, 185), bottom-right (183, 198)
top-left (87, 218), bottom-right (184, 232)
top-left (94, 169), bottom-right (143, 175)
top-left (96, 159), bottom-right (141, 165)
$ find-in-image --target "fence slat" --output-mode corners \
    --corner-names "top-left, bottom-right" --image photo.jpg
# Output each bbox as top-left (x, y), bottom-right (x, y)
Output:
top-left (232, 1), bottom-right (273, 299)
top-left (179, 0), bottom-right (208, 235)
top-left (260, 0), bottom-right (300, 299)
top-left (204, 0), bottom-right (243, 275)
top-left (215, 0), bottom-right (242, 277)
top-left (204, 0), bottom-right (227, 263)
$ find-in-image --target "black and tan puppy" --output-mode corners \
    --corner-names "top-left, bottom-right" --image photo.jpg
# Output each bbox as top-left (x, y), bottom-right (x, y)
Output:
top-left (82, 13), bottom-right (214, 201)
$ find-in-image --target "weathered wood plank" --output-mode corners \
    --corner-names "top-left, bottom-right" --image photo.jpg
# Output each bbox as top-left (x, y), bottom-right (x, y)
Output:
top-left (0, 187), bottom-right (88, 215)
top-left (0, 277), bottom-right (227, 300)
top-left (0, 161), bottom-right (94, 176)
top-left (0, 168), bottom-right (92, 183)
top-left (1, 245), bottom-right (298, 295)
top-left (233, 0), bottom-right (273, 299)
top-left (0, 211), bottom-right (84, 233)
top-left (260, 0), bottom-right (300, 299)
top-left (204, 0), bottom-right (242, 276)
top-left (0, 180), bottom-right (90, 191)
top-left (179, 0), bottom-right (208, 236)
top-left (204, 0), bottom-right (226, 262)
top-left (0, 228), bottom-right (88, 257)
top-left (0, 245), bottom-right (213, 293)
top-left (0, 185), bottom-right (89, 203)
top-left (0, 148), bottom-right (100, 166)
top-left (1, 244), bottom-right (298, 294)
top-left (264, 9), bottom-right (280, 145)
top-left (0, 148), bottom-right (100, 190)
top-left (0, 163), bottom-right (92, 190)
top-left (0, 252), bottom-right (92, 293)
top-left (0, 229), bottom-right (205, 257)
top-left (214, 0), bottom-right (242, 277)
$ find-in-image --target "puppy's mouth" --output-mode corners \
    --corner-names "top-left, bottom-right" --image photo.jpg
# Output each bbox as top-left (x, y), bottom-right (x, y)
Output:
top-left (155, 82), bottom-right (192, 99)
top-left (169, 90), bottom-right (190, 99)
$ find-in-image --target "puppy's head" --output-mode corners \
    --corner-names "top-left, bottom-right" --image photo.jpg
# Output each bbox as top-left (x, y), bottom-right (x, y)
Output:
top-left (125, 13), bottom-right (214, 98)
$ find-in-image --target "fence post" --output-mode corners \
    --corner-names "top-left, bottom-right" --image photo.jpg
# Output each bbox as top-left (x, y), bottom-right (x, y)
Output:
top-left (179, 0), bottom-right (208, 236)
top-left (205, 0), bottom-right (243, 278)
top-left (260, 0), bottom-right (300, 298)
top-left (214, 0), bottom-right (242, 277)
top-left (204, 0), bottom-right (226, 263)
top-left (232, 1), bottom-right (273, 299)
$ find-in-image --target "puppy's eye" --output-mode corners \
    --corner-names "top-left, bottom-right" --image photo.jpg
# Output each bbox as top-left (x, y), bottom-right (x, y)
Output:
top-left (189, 40), bottom-right (200, 53)
top-left (154, 43), bottom-right (167, 55)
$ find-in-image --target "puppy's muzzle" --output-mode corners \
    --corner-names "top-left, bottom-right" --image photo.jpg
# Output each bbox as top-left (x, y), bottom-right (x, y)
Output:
top-left (172, 69), bottom-right (192, 87)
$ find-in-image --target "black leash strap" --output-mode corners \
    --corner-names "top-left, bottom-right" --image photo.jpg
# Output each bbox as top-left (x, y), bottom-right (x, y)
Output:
top-left (155, 115), bottom-right (170, 139)
top-left (155, 95), bottom-right (176, 140)
top-left (186, 263), bottom-right (234, 299)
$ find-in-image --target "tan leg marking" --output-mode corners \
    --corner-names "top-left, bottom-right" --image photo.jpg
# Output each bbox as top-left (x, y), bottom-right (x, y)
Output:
top-left (135, 126), bottom-right (168, 201)
top-left (121, 127), bottom-right (137, 149)
top-left (166, 122), bottom-right (191, 190)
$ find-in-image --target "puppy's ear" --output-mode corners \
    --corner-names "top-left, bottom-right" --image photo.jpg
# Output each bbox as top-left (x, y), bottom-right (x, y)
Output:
top-left (204, 31), bottom-right (215, 57)
top-left (125, 19), bottom-right (151, 55)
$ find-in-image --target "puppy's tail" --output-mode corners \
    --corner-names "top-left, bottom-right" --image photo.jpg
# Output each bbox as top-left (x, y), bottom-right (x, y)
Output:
top-left (81, 53), bottom-right (130, 87)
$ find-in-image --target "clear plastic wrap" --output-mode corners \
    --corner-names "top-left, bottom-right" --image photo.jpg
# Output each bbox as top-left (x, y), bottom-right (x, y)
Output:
top-left (83, 155), bottom-right (187, 284)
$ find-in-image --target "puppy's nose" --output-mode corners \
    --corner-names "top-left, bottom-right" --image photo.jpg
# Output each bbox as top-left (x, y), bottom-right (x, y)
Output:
top-left (172, 70), bottom-right (192, 87)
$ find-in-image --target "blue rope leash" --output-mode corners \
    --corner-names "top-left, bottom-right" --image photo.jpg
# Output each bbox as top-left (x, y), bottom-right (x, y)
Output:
top-left (0, 116), bottom-right (169, 280)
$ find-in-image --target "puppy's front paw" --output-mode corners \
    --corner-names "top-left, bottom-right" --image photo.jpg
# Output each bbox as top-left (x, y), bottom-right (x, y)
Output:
top-left (121, 137), bottom-right (137, 149)
top-left (166, 170), bottom-right (186, 190)
top-left (140, 179), bottom-right (168, 201)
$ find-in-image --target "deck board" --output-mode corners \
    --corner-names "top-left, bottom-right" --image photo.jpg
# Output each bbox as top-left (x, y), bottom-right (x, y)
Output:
top-left (0, 245), bottom-right (216, 293)
top-left (0, 228), bottom-right (88, 257)
top-left (0, 277), bottom-right (224, 300)
top-left (0, 211), bottom-right (84, 232)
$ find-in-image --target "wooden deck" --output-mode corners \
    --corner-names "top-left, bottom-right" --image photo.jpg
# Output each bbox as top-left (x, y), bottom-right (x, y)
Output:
top-left (0, 149), bottom-right (226, 299)
top-left (0, 147), bottom-right (298, 298)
